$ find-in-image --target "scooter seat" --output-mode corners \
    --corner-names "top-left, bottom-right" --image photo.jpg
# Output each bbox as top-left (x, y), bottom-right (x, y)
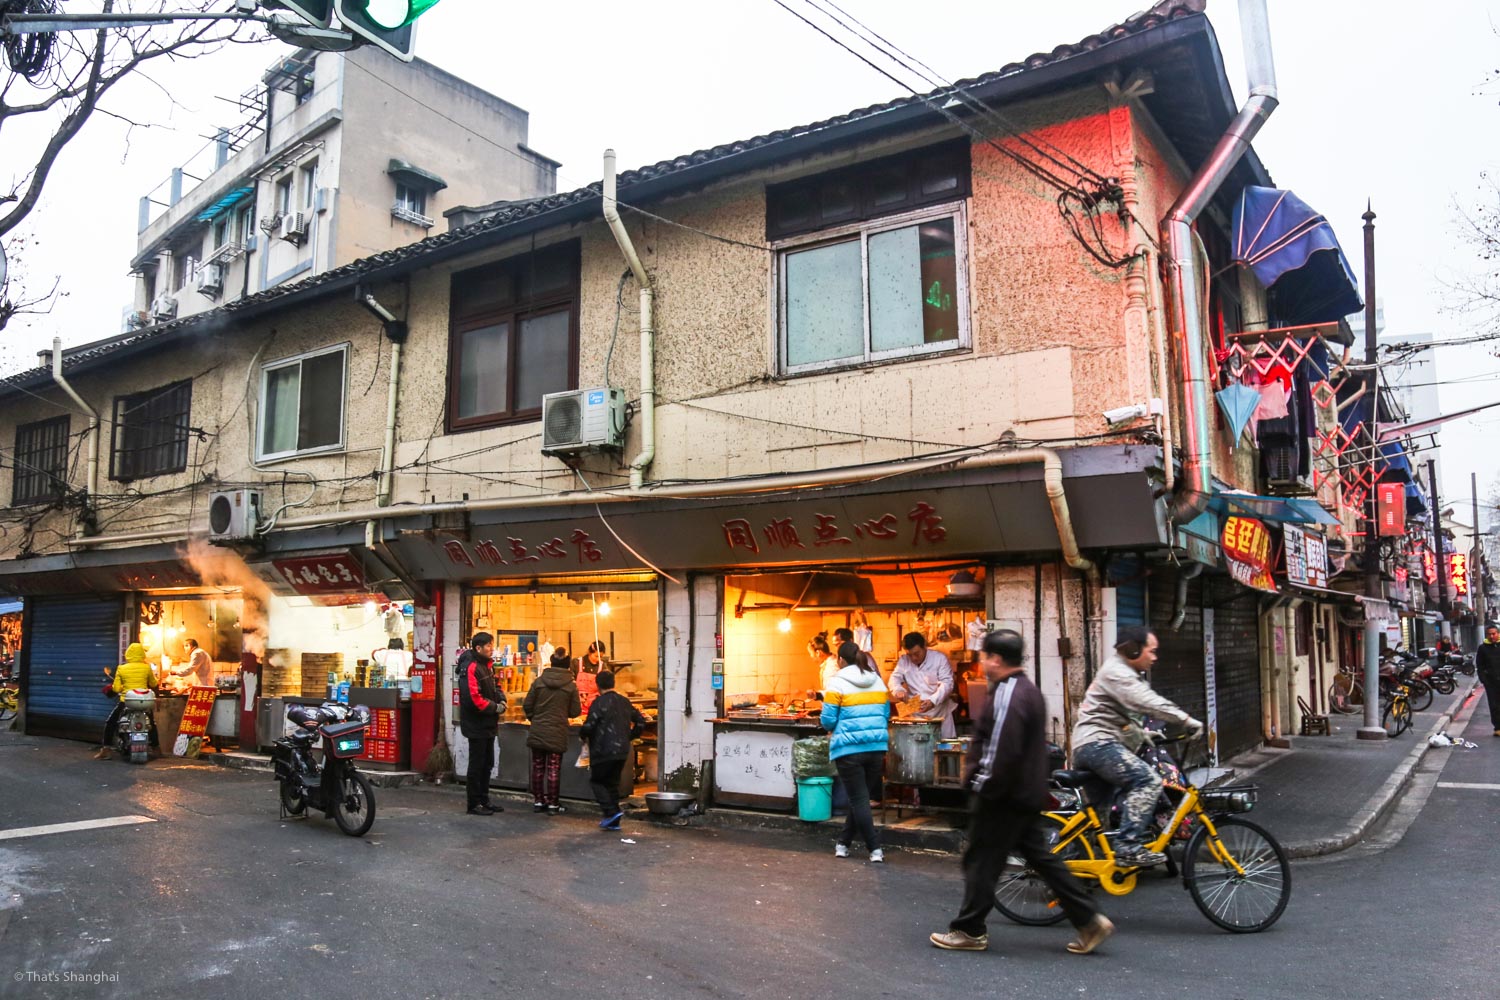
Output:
top-left (1051, 769), bottom-right (1095, 788)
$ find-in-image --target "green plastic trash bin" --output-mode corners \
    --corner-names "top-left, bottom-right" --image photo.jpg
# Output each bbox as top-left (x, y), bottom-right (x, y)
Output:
top-left (796, 776), bottom-right (834, 822)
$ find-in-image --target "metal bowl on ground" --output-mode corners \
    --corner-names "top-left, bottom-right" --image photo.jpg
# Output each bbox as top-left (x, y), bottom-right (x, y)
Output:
top-left (644, 791), bottom-right (695, 816)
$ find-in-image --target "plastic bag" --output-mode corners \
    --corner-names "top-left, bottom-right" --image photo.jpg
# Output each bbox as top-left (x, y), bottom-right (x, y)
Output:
top-left (792, 736), bottom-right (836, 778)
top-left (576, 743), bottom-right (591, 768)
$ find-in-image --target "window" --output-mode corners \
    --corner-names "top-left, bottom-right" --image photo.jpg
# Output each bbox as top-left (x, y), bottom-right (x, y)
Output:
top-left (300, 159), bottom-right (318, 210)
top-left (777, 204), bottom-right (968, 373)
top-left (236, 202), bottom-right (256, 243)
top-left (766, 140), bottom-right (969, 241)
top-left (258, 345), bottom-right (348, 460)
top-left (212, 217), bottom-right (229, 250)
top-left (274, 175), bottom-right (293, 215)
top-left (12, 415), bottom-right (70, 505)
top-left (111, 381), bottom-right (191, 481)
top-left (294, 69), bottom-right (314, 106)
top-left (394, 183), bottom-right (426, 218)
top-left (171, 254), bottom-right (194, 292)
top-left (448, 242), bottom-right (578, 430)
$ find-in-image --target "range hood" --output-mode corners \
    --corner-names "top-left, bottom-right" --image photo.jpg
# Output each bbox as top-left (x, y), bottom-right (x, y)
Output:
top-left (736, 572), bottom-right (876, 609)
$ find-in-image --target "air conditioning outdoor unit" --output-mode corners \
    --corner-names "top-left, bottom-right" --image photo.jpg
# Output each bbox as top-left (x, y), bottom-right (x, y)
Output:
top-left (195, 262), bottom-right (224, 297)
top-left (541, 388), bottom-right (625, 456)
top-left (207, 489), bottom-right (261, 543)
top-left (277, 212), bottom-right (307, 244)
top-left (150, 295), bottom-right (178, 321)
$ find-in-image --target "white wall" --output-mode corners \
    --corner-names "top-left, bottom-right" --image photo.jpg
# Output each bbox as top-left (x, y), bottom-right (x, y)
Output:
top-left (658, 575), bottom-right (718, 789)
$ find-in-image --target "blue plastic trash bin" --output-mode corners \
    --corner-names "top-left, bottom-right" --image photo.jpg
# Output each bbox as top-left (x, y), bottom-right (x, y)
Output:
top-left (796, 776), bottom-right (834, 822)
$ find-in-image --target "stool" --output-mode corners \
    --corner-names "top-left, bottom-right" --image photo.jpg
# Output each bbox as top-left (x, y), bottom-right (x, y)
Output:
top-left (933, 749), bottom-right (964, 787)
top-left (1297, 695), bottom-right (1330, 736)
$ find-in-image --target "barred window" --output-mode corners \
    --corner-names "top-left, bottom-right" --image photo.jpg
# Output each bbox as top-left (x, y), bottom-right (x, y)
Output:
top-left (12, 416), bottom-right (70, 505)
top-left (111, 381), bottom-right (191, 481)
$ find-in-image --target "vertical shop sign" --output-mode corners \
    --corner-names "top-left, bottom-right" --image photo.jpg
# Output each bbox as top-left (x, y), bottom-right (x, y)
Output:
top-left (1284, 524), bottom-right (1308, 586)
top-left (1203, 607), bottom-right (1218, 766)
top-left (173, 686), bottom-right (218, 757)
top-left (1448, 553), bottom-right (1470, 597)
top-left (1303, 532), bottom-right (1329, 588)
top-left (1376, 483), bottom-right (1407, 536)
top-left (1221, 516), bottom-right (1277, 593)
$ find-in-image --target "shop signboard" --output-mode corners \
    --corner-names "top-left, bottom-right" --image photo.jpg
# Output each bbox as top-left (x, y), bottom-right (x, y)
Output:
top-left (1221, 516), bottom-right (1276, 593)
top-left (1421, 548), bottom-right (1438, 585)
top-left (172, 685), bottom-right (218, 757)
top-left (1303, 532), bottom-right (1328, 588)
top-left (1283, 524), bottom-right (1329, 589)
top-left (270, 553), bottom-right (367, 596)
top-left (1376, 483), bottom-right (1407, 536)
top-left (1448, 553), bottom-right (1470, 597)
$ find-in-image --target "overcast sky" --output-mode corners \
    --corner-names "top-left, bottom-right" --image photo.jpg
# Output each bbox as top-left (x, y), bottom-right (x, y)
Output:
top-left (3, 0), bottom-right (1496, 510)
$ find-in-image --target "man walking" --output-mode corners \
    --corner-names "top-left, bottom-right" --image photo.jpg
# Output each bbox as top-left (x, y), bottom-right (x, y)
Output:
top-left (1477, 624), bottom-right (1500, 738)
top-left (457, 632), bottom-right (505, 815)
top-left (930, 630), bottom-right (1113, 956)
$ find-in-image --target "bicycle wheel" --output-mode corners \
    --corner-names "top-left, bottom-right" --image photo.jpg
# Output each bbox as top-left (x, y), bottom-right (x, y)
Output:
top-left (1382, 698), bottom-right (1411, 737)
top-left (1406, 679), bottom-right (1433, 713)
top-left (993, 815), bottom-right (1093, 926)
top-left (1430, 674), bottom-right (1455, 695)
top-left (1183, 817), bottom-right (1291, 932)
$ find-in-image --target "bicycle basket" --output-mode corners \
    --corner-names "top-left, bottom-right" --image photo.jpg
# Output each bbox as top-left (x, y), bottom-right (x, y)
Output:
top-left (1199, 784), bottom-right (1257, 814)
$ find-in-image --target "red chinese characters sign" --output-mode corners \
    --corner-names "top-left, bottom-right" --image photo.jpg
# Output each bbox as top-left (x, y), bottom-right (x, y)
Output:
top-left (1376, 483), bottom-right (1406, 536)
top-left (1221, 516), bottom-right (1276, 593)
top-left (1421, 548), bottom-right (1438, 585)
top-left (271, 553), bottom-right (366, 595)
top-left (1448, 553), bottom-right (1470, 597)
top-left (172, 685), bottom-right (218, 757)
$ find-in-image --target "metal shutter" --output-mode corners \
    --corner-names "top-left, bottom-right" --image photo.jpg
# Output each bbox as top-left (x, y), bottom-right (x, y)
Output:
top-left (1109, 555), bottom-right (1147, 627)
top-left (24, 596), bottom-right (123, 742)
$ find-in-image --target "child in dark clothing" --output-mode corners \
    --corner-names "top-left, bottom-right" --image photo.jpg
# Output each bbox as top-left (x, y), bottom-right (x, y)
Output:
top-left (578, 670), bottom-right (647, 831)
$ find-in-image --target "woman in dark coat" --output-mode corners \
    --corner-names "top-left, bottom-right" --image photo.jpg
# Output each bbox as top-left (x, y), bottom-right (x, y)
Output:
top-left (523, 647), bottom-right (581, 813)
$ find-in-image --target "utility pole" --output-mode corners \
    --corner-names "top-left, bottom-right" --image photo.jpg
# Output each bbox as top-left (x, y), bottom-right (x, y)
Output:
top-left (1428, 459), bottom-right (1451, 642)
top-left (1358, 203), bottom-right (1384, 740)
top-left (1473, 472), bottom-right (1485, 639)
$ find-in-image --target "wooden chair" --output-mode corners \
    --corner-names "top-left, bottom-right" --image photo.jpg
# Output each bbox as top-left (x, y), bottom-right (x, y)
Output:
top-left (1297, 695), bottom-right (1330, 736)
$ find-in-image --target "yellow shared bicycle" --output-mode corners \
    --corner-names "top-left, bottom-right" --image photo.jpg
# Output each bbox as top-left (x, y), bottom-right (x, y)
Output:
top-left (994, 739), bottom-right (1291, 933)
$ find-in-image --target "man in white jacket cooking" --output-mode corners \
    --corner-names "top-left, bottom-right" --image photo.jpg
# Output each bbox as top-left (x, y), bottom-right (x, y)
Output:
top-left (889, 632), bottom-right (958, 738)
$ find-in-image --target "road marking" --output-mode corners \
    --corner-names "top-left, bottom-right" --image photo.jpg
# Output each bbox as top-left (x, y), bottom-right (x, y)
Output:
top-left (0, 814), bottom-right (156, 842)
top-left (1435, 782), bottom-right (1500, 791)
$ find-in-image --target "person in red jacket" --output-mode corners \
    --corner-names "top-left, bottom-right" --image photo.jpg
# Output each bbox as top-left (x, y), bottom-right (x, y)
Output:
top-left (929, 629), bottom-right (1111, 956)
top-left (457, 632), bottom-right (506, 815)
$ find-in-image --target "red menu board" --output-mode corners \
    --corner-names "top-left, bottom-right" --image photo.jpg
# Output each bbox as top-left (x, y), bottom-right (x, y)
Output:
top-left (173, 686), bottom-right (219, 757)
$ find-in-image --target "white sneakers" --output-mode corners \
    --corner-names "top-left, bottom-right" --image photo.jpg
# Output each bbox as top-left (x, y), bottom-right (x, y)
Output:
top-left (834, 843), bottom-right (850, 858)
top-left (834, 843), bottom-right (885, 863)
top-left (870, 849), bottom-right (885, 863)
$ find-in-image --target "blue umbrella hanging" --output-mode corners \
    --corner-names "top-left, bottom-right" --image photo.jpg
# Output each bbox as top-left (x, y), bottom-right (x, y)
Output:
top-left (1215, 383), bottom-right (1261, 447)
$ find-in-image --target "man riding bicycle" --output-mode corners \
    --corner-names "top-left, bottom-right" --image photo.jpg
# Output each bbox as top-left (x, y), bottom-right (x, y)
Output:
top-left (1070, 626), bottom-right (1203, 868)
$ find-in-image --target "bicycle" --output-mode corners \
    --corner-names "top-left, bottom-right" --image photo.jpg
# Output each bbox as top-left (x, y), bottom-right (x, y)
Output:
top-left (1381, 682), bottom-right (1413, 737)
top-left (0, 683), bottom-right (17, 723)
top-left (993, 738), bottom-right (1292, 933)
top-left (1327, 667), bottom-right (1363, 714)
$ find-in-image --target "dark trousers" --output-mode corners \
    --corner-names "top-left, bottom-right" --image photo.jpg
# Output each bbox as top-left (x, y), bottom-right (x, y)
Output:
top-left (466, 736), bottom-right (495, 809)
top-left (834, 751), bottom-right (885, 851)
top-left (951, 796), bottom-right (1097, 936)
top-left (590, 757), bottom-right (626, 817)
top-left (530, 750), bottom-right (563, 805)
top-left (1482, 672), bottom-right (1500, 731)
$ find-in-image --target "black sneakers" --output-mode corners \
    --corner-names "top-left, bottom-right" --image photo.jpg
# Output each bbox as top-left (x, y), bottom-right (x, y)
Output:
top-left (467, 803), bottom-right (497, 816)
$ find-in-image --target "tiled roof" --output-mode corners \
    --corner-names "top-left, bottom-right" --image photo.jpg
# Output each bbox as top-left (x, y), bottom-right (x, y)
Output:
top-left (2, 0), bottom-right (1215, 394)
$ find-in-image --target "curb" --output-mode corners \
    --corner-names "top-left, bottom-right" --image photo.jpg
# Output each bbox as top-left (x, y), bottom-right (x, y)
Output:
top-left (1282, 677), bottom-right (1479, 859)
top-left (687, 805), bottom-right (965, 854)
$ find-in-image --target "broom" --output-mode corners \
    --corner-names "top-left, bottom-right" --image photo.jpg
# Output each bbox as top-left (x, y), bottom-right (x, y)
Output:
top-left (424, 700), bottom-right (455, 782)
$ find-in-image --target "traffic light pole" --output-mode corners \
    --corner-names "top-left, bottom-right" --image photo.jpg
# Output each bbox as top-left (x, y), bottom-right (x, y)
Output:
top-left (0, 12), bottom-right (267, 36)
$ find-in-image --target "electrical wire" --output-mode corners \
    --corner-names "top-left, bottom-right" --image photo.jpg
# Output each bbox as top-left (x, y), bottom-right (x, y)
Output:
top-left (573, 468), bottom-right (682, 586)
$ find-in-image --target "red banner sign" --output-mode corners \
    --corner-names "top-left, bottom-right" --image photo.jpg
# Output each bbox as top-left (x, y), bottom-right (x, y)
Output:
top-left (1448, 553), bottom-right (1470, 597)
top-left (1222, 516), bottom-right (1276, 592)
top-left (271, 553), bottom-right (367, 595)
top-left (172, 686), bottom-right (218, 757)
top-left (1376, 483), bottom-right (1406, 536)
top-left (1421, 549), bottom-right (1438, 585)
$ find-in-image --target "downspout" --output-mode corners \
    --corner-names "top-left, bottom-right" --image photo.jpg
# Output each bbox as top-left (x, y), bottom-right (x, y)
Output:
top-left (1169, 562), bottom-right (1205, 630)
top-left (48, 337), bottom-right (99, 536)
top-left (75, 448), bottom-right (1099, 579)
top-left (1164, 0), bottom-right (1279, 525)
top-left (602, 150), bottom-right (656, 488)
top-left (358, 288), bottom-right (408, 550)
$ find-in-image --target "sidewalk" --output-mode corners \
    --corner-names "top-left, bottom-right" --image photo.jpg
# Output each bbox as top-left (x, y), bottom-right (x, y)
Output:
top-left (1220, 677), bottom-right (1483, 857)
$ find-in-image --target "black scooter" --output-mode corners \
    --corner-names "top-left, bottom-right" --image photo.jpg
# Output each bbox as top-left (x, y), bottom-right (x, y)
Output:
top-left (271, 703), bottom-right (377, 837)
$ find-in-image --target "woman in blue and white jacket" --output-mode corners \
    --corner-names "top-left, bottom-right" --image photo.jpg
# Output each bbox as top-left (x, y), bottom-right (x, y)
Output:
top-left (820, 641), bottom-right (891, 861)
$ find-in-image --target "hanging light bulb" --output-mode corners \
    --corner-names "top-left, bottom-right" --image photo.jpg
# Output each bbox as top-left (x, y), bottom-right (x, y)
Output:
top-left (778, 616), bottom-right (793, 633)
top-left (597, 600), bottom-right (612, 617)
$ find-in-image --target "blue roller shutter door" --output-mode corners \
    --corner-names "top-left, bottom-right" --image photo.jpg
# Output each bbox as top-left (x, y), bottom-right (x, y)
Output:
top-left (24, 596), bottom-right (123, 742)
top-left (1110, 555), bottom-right (1147, 628)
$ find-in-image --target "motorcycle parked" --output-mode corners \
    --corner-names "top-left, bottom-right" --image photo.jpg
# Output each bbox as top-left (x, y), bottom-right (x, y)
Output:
top-left (271, 702), bottom-right (377, 837)
top-left (115, 688), bottom-right (156, 764)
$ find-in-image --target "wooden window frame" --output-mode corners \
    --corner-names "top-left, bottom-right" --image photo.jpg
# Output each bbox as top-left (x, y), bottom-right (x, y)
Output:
top-left (446, 242), bottom-right (580, 432)
top-left (110, 380), bottom-right (192, 483)
top-left (12, 415), bottom-right (70, 506)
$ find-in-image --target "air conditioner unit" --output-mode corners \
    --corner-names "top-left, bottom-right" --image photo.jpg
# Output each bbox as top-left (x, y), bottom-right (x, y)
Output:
top-left (541, 388), bottom-right (625, 456)
top-left (277, 212), bottom-right (307, 244)
top-left (207, 489), bottom-right (261, 543)
top-left (195, 262), bottom-right (224, 297)
top-left (150, 295), bottom-right (178, 321)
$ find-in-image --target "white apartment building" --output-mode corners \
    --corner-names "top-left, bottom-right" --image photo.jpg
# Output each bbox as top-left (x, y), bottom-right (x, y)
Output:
top-left (127, 46), bottom-right (558, 327)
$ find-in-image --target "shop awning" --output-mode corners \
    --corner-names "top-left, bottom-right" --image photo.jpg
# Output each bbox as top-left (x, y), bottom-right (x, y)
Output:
top-left (1378, 442), bottom-right (1414, 482)
top-left (386, 159), bottom-right (447, 192)
top-left (1208, 490), bottom-right (1340, 526)
top-left (1405, 482), bottom-right (1427, 515)
top-left (194, 185), bottom-right (254, 223)
top-left (1232, 186), bottom-right (1363, 325)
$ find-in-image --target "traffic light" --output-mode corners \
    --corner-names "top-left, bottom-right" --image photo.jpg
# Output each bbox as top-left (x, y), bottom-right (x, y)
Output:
top-left (334, 0), bottom-right (444, 61)
top-left (262, 1), bottom-right (334, 28)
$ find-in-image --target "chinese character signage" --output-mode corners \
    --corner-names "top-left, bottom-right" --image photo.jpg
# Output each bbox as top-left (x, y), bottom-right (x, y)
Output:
top-left (1282, 524), bottom-right (1329, 589)
top-left (1221, 516), bottom-right (1277, 593)
top-left (1376, 483), bottom-right (1407, 536)
top-left (270, 553), bottom-right (366, 595)
top-left (1448, 553), bottom-right (1470, 597)
top-left (172, 686), bottom-right (218, 757)
top-left (1421, 548), bottom-right (1438, 585)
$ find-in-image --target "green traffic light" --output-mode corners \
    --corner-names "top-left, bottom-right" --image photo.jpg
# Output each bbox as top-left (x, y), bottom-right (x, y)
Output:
top-left (362, 0), bottom-right (443, 29)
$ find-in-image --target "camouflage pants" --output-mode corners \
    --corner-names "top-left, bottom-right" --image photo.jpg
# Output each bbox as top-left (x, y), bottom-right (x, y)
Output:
top-left (1074, 739), bottom-right (1163, 850)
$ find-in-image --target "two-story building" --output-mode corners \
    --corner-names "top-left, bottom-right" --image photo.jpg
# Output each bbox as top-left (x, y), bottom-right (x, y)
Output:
top-left (1, 0), bottom-right (1378, 800)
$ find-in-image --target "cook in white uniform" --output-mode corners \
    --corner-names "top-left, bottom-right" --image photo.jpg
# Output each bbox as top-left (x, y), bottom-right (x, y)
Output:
top-left (172, 638), bottom-right (215, 687)
top-left (889, 632), bottom-right (957, 738)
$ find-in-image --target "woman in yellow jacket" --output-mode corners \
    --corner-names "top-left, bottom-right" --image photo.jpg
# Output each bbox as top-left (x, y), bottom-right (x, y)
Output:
top-left (95, 643), bottom-right (158, 759)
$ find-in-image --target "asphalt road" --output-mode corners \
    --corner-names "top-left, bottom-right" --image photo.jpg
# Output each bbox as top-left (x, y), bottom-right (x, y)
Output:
top-left (1, 705), bottom-right (1497, 1000)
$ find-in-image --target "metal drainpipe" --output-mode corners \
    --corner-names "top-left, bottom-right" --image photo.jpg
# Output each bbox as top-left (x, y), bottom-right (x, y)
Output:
top-left (48, 337), bottom-right (99, 536)
top-left (70, 448), bottom-right (1100, 579)
top-left (602, 150), bottom-right (656, 488)
top-left (1165, 0), bottom-right (1279, 525)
